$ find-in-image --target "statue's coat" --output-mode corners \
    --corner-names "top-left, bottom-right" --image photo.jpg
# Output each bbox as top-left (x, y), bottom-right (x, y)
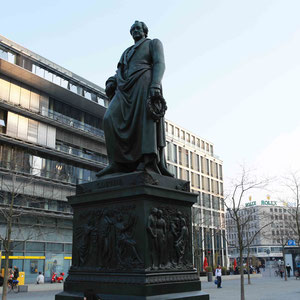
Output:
top-left (103, 38), bottom-right (166, 165)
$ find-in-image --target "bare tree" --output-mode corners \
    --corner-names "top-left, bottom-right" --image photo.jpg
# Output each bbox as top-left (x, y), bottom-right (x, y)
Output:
top-left (262, 225), bottom-right (295, 281)
top-left (279, 172), bottom-right (300, 245)
top-left (0, 171), bottom-right (36, 299)
top-left (0, 156), bottom-right (60, 300)
top-left (225, 167), bottom-right (269, 300)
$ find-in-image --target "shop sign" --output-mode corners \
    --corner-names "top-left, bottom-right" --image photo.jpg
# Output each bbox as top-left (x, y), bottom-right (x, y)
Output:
top-left (261, 200), bottom-right (277, 206)
top-left (245, 201), bottom-right (256, 207)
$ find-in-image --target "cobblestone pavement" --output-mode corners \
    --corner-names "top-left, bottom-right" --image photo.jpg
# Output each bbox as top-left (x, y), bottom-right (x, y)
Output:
top-left (201, 276), bottom-right (300, 300)
top-left (2, 273), bottom-right (300, 300)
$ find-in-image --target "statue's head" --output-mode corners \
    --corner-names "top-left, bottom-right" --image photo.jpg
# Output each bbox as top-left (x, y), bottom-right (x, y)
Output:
top-left (130, 21), bottom-right (148, 42)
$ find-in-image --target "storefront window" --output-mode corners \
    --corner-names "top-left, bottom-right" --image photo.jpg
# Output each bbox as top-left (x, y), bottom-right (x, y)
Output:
top-left (64, 244), bottom-right (72, 253)
top-left (11, 241), bottom-right (24, 251)
top-left (45, 253), bottom-right (64, 278)
top-left (24, 256), bottom-right (44, 283)
top-left (30, 260), bottom-right (38, 274)
top-left (26, 242), bottom-right (45, 252)
top-left (46, 243), bottom-right (64, 252)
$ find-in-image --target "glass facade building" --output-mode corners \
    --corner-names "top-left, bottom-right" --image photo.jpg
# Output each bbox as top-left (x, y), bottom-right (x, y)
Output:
top-left (0, 34), bottom-right (107, 283)
top-left (164, 120), bottom-right (228, 270)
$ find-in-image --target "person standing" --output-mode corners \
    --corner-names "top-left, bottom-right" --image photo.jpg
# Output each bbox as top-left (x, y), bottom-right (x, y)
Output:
top-left (286, 264), bottom-right (292, 277)
top-left (215, 265), bottom-right (222, 288)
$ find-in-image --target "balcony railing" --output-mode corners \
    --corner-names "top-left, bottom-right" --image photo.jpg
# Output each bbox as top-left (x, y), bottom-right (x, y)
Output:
top-left (45, 109), bottom-right (104, 138)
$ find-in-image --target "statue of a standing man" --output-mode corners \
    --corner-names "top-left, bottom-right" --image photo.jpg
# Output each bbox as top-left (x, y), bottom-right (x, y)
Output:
top-left (97, 21), bottom-right (172, 177)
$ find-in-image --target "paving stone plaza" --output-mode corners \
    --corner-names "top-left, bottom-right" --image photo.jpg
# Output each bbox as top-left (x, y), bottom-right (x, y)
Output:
top-left (202, 273), bottom-right (300, 300)
top-left (2, 270), bottom-right (300, 300)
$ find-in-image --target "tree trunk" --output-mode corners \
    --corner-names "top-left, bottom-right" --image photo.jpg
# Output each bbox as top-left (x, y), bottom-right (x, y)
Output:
top-left (196, 250), bottom-right (200, 277)
top-left (240, 249), bottom-right (245, 300)
top-left (2, 252), bottom-right (10, 300)
top-left (247, 248), bottom-right (251, 284)
top-left (283, 247), bottom-right (287, 281)
top-left (2, 195), bottom-right (13, 300)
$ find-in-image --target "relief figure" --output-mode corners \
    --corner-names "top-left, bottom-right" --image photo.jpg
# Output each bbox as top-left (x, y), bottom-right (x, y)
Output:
top-left (147, 207), bottom-right (158, 269)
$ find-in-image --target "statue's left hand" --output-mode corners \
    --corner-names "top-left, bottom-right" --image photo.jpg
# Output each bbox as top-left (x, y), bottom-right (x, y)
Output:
top-left (149, 87), bottom-right (161, 98)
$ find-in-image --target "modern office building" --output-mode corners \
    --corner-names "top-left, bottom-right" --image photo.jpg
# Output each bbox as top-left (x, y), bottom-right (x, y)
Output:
top-left (164, 120), bottom-right (227, 269)
top-left (0, 34), bottom-right (108, 282)
top-left (226, 199), bottom-right (298, 264)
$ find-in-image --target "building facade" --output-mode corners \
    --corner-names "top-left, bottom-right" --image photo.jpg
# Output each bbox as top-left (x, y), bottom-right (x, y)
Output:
top-left (164, 120), bottom-right (227, 269)
top-left (0, 34), bottom-right (108, 282)
top-left (226, 200), bottom-right (298, 264)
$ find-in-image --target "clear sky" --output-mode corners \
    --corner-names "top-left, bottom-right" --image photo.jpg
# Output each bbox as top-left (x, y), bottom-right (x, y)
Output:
top-left (1, 0), bottom-right (300, 199)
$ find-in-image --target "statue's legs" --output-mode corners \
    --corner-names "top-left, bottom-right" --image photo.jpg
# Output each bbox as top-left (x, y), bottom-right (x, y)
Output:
top-left (138, 154), bottom-right (161, 174)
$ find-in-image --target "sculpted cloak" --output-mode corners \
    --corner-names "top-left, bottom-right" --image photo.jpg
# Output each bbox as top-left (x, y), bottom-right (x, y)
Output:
top-left (103, 38), bottom-right (167, 169)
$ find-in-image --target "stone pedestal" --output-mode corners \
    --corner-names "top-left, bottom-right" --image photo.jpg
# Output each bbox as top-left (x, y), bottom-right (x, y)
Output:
top-left (56, 171), bottom-right (209, 300)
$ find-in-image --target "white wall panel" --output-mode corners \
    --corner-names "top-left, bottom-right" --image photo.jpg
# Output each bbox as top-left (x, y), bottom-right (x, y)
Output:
top-left (46, 126), bottom-right (56, 148)
top-left (6, 112), bottom-right (18, 137)
top-left (0, 77), bottom-right (10, 101)
top-left (9, 82), bottom-right (21, 105)
top-left (17, 115), bottom-right (28, 140)
top-left (37, 122), bottom-right (47, 146)
top-left (20, 85), bottom-right (30, 109)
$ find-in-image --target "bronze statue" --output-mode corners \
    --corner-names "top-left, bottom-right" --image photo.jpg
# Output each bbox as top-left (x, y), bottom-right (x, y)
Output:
top-left (97, 21), bottom-right (172, 177)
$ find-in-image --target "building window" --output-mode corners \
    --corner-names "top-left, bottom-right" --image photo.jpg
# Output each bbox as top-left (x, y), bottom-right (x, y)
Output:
top-left (186, 133), bottom-right (190, 143)
top-left (178, 147), bottom-right (182, 165)
top-left (197, 174), bottom-right (200, 189)
top-left (186, 170), bottom-right (189, 181)
top-left (185, 150), bottom-right (189, 167)
top-left (206, 159), bottom-right (209, 175)
top-left (190, 152), bottom-right (194, 169)
top-left (196, 154), bottom-right (200, 171)
top-left (201, 140), bottom-right (205, 149)
top-left (191, 172), bottom-right (194, 186)
top-left (180, 130), bottom-right (185, 140)
top-left (201, 156), bottom-right (204, 173)
top-left (219, 165), bottom-right (223, 180)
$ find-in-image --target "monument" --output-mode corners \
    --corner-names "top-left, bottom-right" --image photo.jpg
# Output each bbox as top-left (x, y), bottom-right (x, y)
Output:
top-left (56, 21), bottom-right (209, 300)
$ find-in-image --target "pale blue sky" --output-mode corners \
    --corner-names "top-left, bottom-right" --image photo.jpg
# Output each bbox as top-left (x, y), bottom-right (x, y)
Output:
top-left (1, 0), bottom-right (300, 194)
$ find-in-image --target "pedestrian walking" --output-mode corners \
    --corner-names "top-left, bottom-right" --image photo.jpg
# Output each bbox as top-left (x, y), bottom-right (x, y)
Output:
top-left (279, 265), bottom-right (284, 278)
top-left (256, 265), bottom-right (260, 274)
top-left (215, 265), bottom-right (222, 288)
top-left (286, 264), bottom-right (292, 277)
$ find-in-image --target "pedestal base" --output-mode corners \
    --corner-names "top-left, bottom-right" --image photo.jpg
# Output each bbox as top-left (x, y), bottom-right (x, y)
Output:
top-left (56, 290), bottom-right (209, 300)
top-left (56, 172), bottom-right (209, 300)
